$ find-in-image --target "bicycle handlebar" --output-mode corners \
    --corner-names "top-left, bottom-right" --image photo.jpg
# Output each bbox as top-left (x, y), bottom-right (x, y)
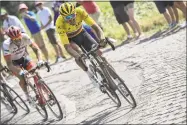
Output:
top-left (27, 62), bottom-right (51, 74)
top-left (105, 37), bottom-right (115, 51)
top-left (84, 37), bottom-right (116, 57)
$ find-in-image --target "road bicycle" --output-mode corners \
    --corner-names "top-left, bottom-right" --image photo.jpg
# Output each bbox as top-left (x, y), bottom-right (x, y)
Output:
top-left (81, 37), bottom-right (137, 108)
top-left (0, 66), bottom-right (30, 114)
top-left (22, 62), bottom-right (63, 121)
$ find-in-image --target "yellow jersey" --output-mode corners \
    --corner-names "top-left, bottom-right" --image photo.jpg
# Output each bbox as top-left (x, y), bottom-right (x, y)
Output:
top-left (56, 8), bottom-right (95, 45)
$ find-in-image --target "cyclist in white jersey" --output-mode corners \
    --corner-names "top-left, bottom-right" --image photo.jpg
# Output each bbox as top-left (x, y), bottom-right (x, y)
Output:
top-left (2, 26), bottom-right (44, 101)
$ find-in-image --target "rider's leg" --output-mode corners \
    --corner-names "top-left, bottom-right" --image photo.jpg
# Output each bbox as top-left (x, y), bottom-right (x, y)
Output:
top-left (24, 59), bottom-right (36, 100)
top-left (16, 75), bottom-right (29, 100)
top-left (70, 42), bottom-right (82, 55)
top-left (64, 44), bottom-right (87, 71)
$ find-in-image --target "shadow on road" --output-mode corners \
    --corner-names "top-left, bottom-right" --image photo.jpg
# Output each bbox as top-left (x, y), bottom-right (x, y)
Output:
top-left (136, 26), bottom-right (183, 45)
top-left (94, 26), bottom-right (184, 54)
top-left (78, 105), bottom-right (134, 124)
top-left (1, 112), bottom-right (28, 124)
top-left (1, 112), bottom-right (17, 124)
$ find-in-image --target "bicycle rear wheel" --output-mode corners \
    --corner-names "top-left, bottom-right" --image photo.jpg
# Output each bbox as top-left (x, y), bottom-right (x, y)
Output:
top-left (0, 87), bottom-right (17, 114)
top-left (90, 65), bottom-right (121, 107)
top-left (106, 65), bottom-right (137, 108)
top-left (27, 83), bottom-right (48, 121)
top-left (39, 80), bottom-right (63, 120)
top-left (2, 84), bottom-right (30, 113)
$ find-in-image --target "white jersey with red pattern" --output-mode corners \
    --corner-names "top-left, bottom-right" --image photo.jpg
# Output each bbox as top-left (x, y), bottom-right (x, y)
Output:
top-left (2, 33), bottom-right (33, 61)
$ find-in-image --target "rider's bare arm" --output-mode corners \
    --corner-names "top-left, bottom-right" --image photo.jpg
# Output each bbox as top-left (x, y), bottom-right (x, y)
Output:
top-left (81, 8), bottom-right (105, 41)
top-left (56, 23), bottom-right (81, 58)
top-left (41, 15), bottom-right (52, 29)
top-left (91, 24), bottom-right (105, 41)
top-left (4, 55), bottom-right (21, 75)
top-left (61, 34), bottom-right (80, 58)
top-left (29, 42), bottom-right (42, 61)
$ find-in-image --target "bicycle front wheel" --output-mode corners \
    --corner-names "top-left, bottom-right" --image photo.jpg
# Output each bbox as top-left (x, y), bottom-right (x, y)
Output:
top-left (39, 80), bottom-right (63, 120)
top-left (2, 84), bottom-right (30, 113)
top-left (28, 83), bottom-right (48, 121)
top-left (106, 65), bottom-right (137, 108)
top-left (0, 87), bottom-right (17, 114)
top-left (93, 66), bottom-right (121, 107)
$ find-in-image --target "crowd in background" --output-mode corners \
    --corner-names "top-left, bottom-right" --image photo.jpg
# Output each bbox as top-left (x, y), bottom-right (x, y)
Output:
top-left (0, 1), bottom-right (186, 68)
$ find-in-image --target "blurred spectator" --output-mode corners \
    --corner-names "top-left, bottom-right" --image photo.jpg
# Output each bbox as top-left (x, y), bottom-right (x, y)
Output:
top-left (18, 3), bottom-right (49, 62)
top-left (0, 27), bottom-right (5, 69)
top-left (52, 0), bottom-right (66, 25)
top-left (110, 1), bottom-right (137, 40)
top-left (174, 1), bottom-right (187, 28)
top-left (154, 1), bottom-right (178, 28)
top-left (35, 1), bottom-right (66, 63)
top-left (124, 1), bottom-right (142, 38)
top-left (76, 0), bottom-right (103, 29)
top-left (83, 23), bottom-right (97, 40)
top-left (0, 8), bottom-right (26, 33)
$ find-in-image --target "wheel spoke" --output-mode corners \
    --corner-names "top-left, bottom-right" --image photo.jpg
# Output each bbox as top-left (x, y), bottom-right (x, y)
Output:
top-left (102, 61), bottom-right (137, 108)
top-left (89, 64), bottom-right (121, 107)
top-left (3, 84), bottom-right (30, 113)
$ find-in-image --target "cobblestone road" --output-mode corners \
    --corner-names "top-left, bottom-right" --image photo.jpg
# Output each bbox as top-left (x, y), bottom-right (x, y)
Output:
top-left (1, 27), bottom-right (186, 124)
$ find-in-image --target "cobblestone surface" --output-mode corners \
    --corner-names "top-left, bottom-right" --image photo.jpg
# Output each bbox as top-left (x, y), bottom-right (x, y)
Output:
top-left (1, 28), bottom-right (186, 124)
top-left (107, 28), bottom-right (186, 124)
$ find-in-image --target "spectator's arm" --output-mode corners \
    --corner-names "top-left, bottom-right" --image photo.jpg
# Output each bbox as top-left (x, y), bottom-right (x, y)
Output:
top-left (41, 15), bottom-right (52, 30)
top-left (23, 13), bottom-right (36, 21)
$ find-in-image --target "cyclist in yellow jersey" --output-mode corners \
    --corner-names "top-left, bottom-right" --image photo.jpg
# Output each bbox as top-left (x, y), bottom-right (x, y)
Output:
top-left (56, 2), bottom-right (107, 85)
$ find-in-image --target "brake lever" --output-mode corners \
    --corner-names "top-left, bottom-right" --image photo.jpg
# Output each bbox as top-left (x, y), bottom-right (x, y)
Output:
top-left (105, 37), bottom-right (115, 51)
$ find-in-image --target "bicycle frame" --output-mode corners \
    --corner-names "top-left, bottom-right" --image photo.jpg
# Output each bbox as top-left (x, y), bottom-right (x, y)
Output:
top-left (24, 71), bottom-right (47, 105)
top-left (81, 45), bottom-right (118, 90)
top-left (22, 62), bottom-right (51, 106)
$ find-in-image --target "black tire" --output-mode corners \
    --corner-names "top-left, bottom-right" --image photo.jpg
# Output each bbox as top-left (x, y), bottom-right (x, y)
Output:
top-left (106, 65), bottom-right (137, 108)
top-left (0, 87), bottom-right (18, 114)
top-left (2, 84), bottom-right (30, 113)
top-left (91, 65), bottom-right (121, 107)
top-left (101, 68), bottom-right (121, 107)
top-left (39, 80), bottom-right (63, 120)
top-left (28, 83), bottom-right (48, 121)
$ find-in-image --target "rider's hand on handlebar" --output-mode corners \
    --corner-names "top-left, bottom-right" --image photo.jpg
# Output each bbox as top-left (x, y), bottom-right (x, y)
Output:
top-left (19, 70), bottom-right (28, 76)
top-left (37, 60), bottom-right (44, 67)
top-left (99, 39), bottom-right (107, 48)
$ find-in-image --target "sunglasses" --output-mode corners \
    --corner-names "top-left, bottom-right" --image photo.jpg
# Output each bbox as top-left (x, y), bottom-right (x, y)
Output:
top-left (12, 36), bottom-right (22, 41)
top-left (65, 14), bottom-right (76, 21)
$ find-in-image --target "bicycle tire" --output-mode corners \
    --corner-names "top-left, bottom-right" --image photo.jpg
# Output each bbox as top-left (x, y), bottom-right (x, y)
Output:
top-left (0, 87), bottom-right (18, 114)
top-left (28, 83), bottom-right (48, 121)
top-left (39, 80), bottom-right (63, 120)
top-left (2, 84), bottom-right (30, 113)
top-left (92, 65), bottom-right (121, 107)
top-left (106, 64), bottom-right (137, 108)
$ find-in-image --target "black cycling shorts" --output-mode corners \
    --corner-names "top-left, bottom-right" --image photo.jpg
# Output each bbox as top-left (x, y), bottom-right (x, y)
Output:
top-left (69, 30), bottom-right (98, 53)
top-left (154, 1), bottom-right (174, 14)
top-left (113, 4), bottom-right (129, 24)
top-left (12, 56), bottom-right (34, 70)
